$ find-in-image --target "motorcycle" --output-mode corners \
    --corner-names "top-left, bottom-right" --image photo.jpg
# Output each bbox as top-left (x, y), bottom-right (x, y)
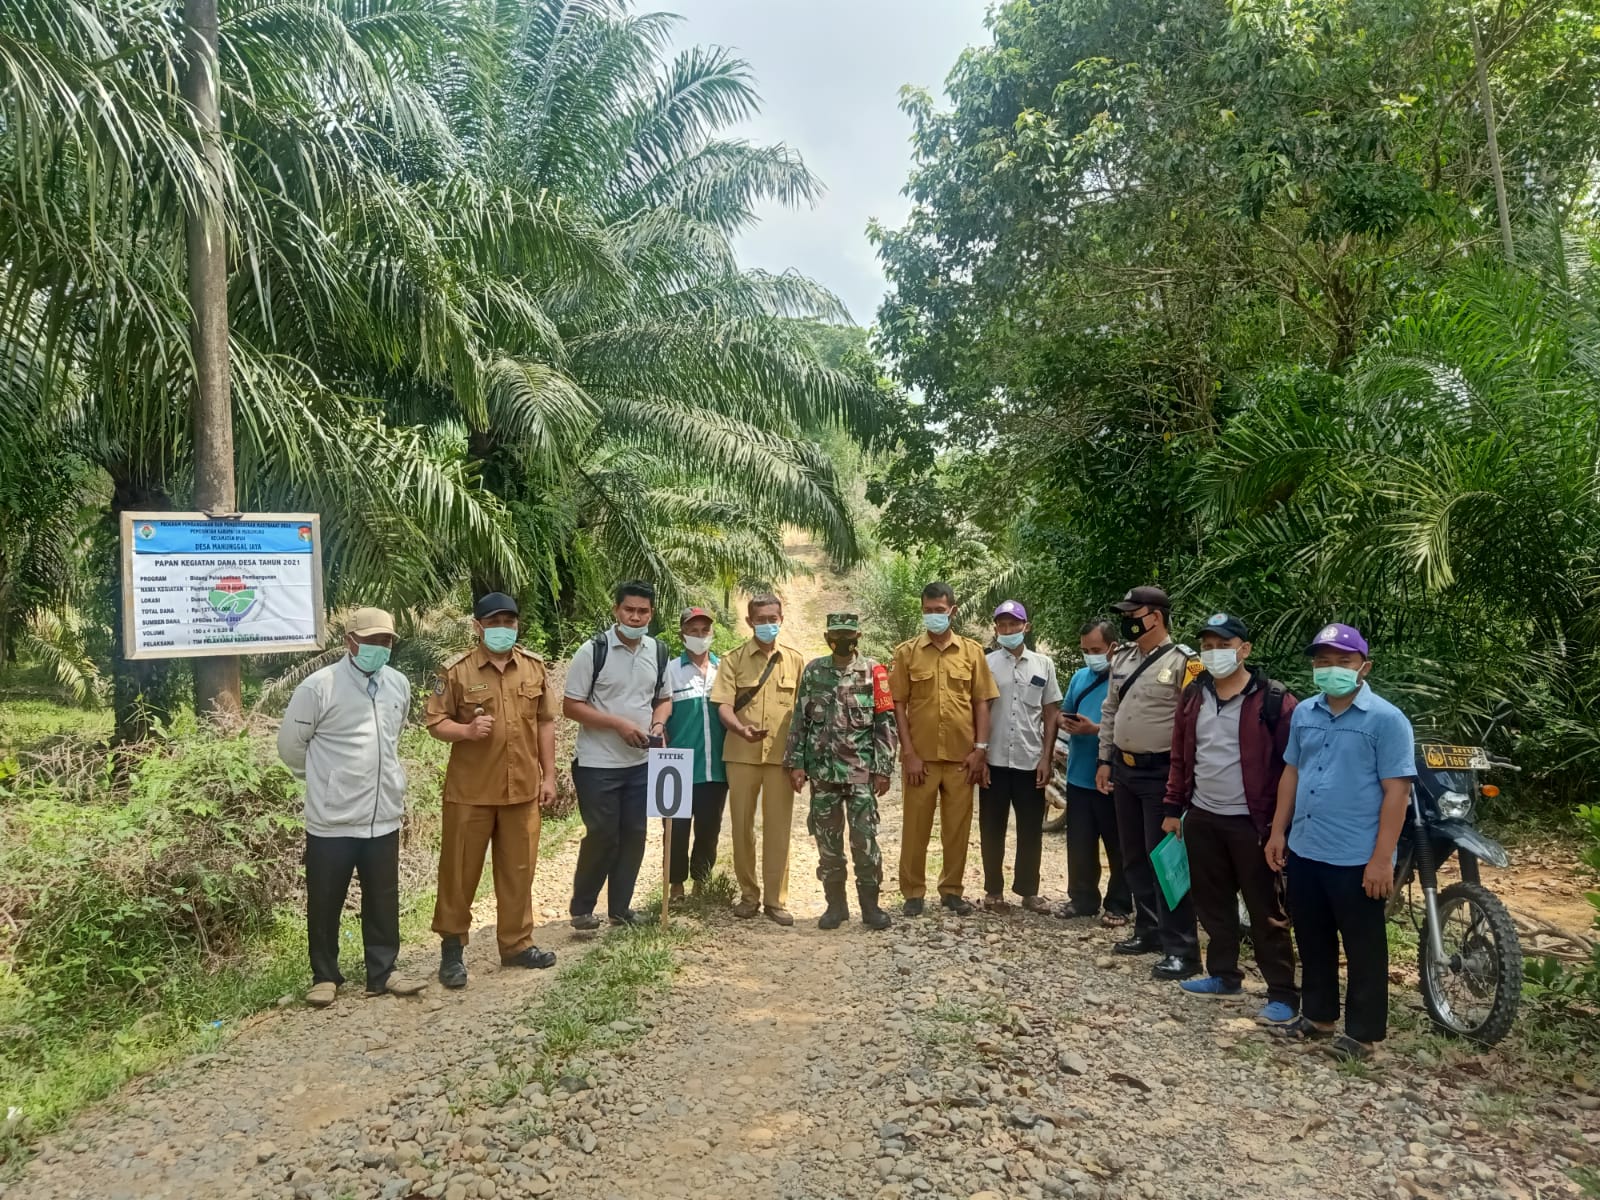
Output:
top-left (1391, 742), bottom-right (1523, 1046)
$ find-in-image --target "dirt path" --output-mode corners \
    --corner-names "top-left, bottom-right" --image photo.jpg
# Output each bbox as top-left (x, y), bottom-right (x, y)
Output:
top-left (10, 548), bottom-right (1600, 1200)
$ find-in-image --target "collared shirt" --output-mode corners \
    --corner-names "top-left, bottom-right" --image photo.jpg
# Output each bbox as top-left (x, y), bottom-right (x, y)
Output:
top-left (1192, 688), bottom-right (1248, 816)
top-left (424, 646), bottom-right (556, 805)
top-left (1284, 682), bottom-right (1416, 866)
top-left (708, 639), bottom-right (805, 765)
top-left (985, 647), bottom-right (1063, 771)
top-left (1097, 638), bottom-right (1198, 759)
top-left (664, 652), bottom-right (725, 784)
top-left (563, 627), bottom-right (673, 769)
top-left (1062, 666), bottom-right (1110, 789)
top-left (889, 632), bottom-right (1001, 764)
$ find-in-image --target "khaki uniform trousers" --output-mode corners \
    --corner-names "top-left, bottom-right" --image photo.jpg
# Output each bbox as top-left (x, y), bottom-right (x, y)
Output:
top-left (898, 760), bottom-right (974, 900)
top-left (724, 761), bottom-right (795, 908)
top-left (432, 800), bottom-right (540, 958)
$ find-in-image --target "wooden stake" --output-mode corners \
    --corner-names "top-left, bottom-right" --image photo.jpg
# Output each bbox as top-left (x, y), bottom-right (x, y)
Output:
top-left (660, 818), bottom-right (672, 929)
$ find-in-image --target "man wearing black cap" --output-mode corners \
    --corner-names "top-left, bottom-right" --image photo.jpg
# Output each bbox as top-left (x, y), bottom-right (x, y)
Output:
top-left (1162, 613), bottom-right (1300, 1022)
top-left (425, 593), bottom-right (559, 988)
top-left (1096, 586), bottom-right (1202, 978)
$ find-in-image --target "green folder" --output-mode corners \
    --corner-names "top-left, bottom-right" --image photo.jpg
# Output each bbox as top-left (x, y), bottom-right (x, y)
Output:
top-left (1151, 831), bottom-right (1191, 909)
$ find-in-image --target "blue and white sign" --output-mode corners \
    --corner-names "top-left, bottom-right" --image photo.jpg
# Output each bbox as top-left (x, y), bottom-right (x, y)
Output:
top-left (121, 512), bottom-right (325, 660)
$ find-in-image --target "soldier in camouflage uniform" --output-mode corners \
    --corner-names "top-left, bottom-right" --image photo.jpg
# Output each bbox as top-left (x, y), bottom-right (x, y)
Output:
top-left (784, 613), bottom-right (897, 930)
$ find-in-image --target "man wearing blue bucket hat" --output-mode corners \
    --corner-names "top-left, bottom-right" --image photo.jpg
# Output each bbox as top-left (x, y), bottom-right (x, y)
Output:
top-left (1266, 622), bottom-right (1415, 1063)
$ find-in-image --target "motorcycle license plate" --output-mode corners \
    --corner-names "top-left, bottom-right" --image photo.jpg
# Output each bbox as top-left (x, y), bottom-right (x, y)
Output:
top-left (1419, 743), bottom-right (1491, 771)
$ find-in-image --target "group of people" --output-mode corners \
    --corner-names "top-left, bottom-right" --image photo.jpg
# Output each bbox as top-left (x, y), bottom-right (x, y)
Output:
top-left (277, 578), bottom-right (1416, 1063)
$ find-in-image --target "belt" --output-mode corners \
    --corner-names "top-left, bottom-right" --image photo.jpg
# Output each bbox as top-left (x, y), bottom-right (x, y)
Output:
top-left (1116, 748), bottom-right (1171, 769)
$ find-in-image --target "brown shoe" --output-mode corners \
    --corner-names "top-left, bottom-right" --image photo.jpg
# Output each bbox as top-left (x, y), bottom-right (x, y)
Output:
top-left (669, 883), bottom-right (686, 901)
top-left (732, 899), bottom-right (760, 919)
top-left (305, 981), bottom-right (338, 1007)
top-left (764, 905), bottom-right (794, 927)
top-left (1021, 895), bottom-right (1052, 914)
top-left (370, 973), bottom-right (428, 997)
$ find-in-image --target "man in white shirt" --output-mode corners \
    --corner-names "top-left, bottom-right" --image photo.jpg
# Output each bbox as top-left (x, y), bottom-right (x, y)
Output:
top-left (277, 607), bottom-right (427, 1006)
top-left (978, 601), bottom-right (1063, 912)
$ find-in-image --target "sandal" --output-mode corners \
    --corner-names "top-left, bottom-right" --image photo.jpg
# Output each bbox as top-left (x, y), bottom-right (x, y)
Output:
top-left (1021, 895), bottom-right (1052, 914)
top-left (1099, 910), bottom-right (1130, 928)
top-left (1327, 1034), bottom-right (1374, 1063)
top-left (980, 895), bottom-right (1013, 914)
top-left (1266, 1015), bottom-right (1336, 1042)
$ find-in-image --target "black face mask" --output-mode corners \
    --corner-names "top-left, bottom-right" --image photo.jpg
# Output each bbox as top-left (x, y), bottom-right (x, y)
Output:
top-left (1120, 613), bottom-right (1157, 641)
top-left (826, 636), bottom-right (859, 657)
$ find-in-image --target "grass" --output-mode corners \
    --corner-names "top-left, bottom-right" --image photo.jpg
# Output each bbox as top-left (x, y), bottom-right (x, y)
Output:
top-left (0, 696), bottom-right (111, 756)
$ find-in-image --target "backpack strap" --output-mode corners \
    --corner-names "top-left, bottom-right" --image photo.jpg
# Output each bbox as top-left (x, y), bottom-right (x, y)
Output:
top-left (655, 639), bottom-right (669, 698)
top-left (1260, 678), bottom-right (1288, 733)
top-left (583, 631), bottom-right (609, 703)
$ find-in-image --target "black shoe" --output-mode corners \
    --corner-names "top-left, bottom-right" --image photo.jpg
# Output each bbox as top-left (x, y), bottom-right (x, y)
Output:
top-left (858, 885), bottom-right (892, 931)
top-left (609, 909), bottom-right (639, 927)
top-left (1151, 955), bottom-right (1201, 981)
top-left (570, 912), bottom-right (602, 931)
top-left (1113, 933), bottom-right (1160, 956)
top-left (502, 946), bottom-right (557, 969)
top-left (437, 936), bottom-right (467, 989)
top-left (818, 880), bottom-right (850, 930)
top-left (902, 897), bottom-right (925, 917)
top-left (940, 894), bottom-right (974, 916)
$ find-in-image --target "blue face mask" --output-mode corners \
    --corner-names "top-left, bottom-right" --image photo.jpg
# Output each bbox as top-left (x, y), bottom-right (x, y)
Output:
top-left (617, 621), bottom-right (649, 641)
top-left (996, 631), bottom-right (1026, 650)
top-left (352, 643), bottom-right (391, 674)
top-left (1313, 665), bottom-right (1363, 697)
top-left (923, 612), bottom-right (952, 635)
top-left (1083, 652), bottom-right (1110, 671)
top-left (753, 622), bottom-right (781, 644)
top-left (482, 626), bottom-right (518, 653)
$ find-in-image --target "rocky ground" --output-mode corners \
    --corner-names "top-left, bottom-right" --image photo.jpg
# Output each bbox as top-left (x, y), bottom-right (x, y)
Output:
top-left (10, 783), bottom-right (1599, 1200)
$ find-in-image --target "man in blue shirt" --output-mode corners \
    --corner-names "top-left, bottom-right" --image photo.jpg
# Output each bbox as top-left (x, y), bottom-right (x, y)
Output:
top-left (1053, 619), bottom-right (1132, 924)
top-left (1266, 623), bottom-right (1415, 1061)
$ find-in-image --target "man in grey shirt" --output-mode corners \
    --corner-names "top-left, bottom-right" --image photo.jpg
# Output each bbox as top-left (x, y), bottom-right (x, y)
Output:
top-left (563, 580), bottom-right (672, 929)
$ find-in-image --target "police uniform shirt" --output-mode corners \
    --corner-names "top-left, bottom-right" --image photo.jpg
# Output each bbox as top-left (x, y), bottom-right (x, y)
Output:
top-left (424, 645), bottom-right (557, 805)
top-left (984, 646), bottom-right (1063, 772)
top-left (1095, 637), bottom-right (1198, 761)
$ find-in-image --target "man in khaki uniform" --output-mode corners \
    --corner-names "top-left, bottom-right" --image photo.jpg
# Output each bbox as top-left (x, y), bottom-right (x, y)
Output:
top-left (889, 581), bottom-right (999, 917)
top-left (711, 592), bottom-right (805, 925)
top-left (425, 593), bottom-right (558, 988)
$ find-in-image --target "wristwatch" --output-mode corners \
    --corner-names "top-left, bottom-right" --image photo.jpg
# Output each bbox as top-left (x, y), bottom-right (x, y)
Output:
top-left (973, 741), bottom-right (989, 751)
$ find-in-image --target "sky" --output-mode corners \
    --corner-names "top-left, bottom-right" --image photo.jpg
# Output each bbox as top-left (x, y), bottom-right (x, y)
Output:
top-left (662, 0), bottom-right (993, 327)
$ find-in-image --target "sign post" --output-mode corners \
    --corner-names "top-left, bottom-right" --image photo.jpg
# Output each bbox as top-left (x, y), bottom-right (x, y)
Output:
top-left (647, 747), bottom-right (692, 929)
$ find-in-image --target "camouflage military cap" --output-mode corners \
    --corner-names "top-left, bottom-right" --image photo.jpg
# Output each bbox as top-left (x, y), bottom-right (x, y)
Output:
top-left (825, 612), bottom-right (860, 632)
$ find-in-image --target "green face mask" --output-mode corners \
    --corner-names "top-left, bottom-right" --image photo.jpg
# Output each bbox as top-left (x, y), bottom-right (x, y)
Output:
top-left (352, 643), bottom-right (391, 674)
top-left (1313, 665), bottom-right (1363, 697)
top-left (482, 627), bottom-right (518, 653)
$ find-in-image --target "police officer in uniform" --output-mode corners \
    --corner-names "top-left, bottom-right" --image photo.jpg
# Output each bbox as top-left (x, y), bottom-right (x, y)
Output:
top-left (1095, 586), bottom-right (1202, 979)
top-left (784, 613), bottom-right (897, 931)
top-left (425, 593), bottom-right (559, 988)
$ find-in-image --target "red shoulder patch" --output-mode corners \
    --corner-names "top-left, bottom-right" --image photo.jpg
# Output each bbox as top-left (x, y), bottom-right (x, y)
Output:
top-left (871, 663), bottom-right (894, 713)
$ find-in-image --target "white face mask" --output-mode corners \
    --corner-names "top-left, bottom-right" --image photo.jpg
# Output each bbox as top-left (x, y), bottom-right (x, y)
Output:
top-left (1201, 647), bottom-right (1241, 678)
top-left (682, 634), bottom-right (712, 655)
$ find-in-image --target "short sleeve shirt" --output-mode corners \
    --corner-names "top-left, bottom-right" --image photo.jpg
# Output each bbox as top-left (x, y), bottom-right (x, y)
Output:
top-left (1062, 667), bottom-right (1110, 789)
top-left (563, 628), bottom-right (672, 769)
top-left (708, 640), bottom-right (805, 766)
top-left (889, 633), bottom-right (1001, 764)
top-left (1284, 683), bottom-right (1416, 865)
top-left (664, 653), bottom-right (725, 784)
top-left (985, 647), bottom-right (1063, 771)
top-left (424, 646), bottom-right (556, 805)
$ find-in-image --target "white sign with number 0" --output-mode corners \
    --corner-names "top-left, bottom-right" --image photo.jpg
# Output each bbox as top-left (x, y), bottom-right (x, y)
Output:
top-left (646, 748), bottom-right (693, 819)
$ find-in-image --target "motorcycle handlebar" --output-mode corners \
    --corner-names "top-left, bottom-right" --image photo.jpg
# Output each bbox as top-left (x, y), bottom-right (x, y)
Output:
top-left (1486, 756), bottom-right (1521, 771)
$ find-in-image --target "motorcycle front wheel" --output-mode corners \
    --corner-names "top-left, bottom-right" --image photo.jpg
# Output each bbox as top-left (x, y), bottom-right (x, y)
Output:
top-left (1419, 882), bottom-right (1522, 1047)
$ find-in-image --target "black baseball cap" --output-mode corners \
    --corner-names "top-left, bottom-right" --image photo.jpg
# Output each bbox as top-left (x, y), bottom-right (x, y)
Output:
top-left (1198, 612), bottom-right (1249, 640)
top-left (473, 592), bottom-right (519, 620)
top-left (1112, 585), bottom-right (1171, 613)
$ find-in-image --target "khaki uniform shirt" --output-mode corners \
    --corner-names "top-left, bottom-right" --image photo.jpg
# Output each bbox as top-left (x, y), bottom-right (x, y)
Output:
top-left (709, 639), bottom-right (805, 766)
top-left (1097, 638), bottom-right (1200, 760)
top-left (425, 645), bottom-right (556, 805)
top-left (889, 632), bottom-right (1000, 764)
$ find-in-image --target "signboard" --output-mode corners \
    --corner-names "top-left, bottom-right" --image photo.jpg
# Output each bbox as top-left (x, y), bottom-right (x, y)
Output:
top-left (646, 748), bottom-right (692, 819)
top-left (120, 512), bottom-right (325, 660)
top-left (1418, 743), bottom-right (1491, 771)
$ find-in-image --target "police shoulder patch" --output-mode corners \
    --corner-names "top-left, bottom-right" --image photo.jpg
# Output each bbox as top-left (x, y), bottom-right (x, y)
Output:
top-left (431, 676), bottom-right (446, 695)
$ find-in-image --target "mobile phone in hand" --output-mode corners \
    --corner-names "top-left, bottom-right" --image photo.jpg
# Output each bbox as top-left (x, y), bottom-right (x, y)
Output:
top-left (648, 733), bottom-right (666, 748)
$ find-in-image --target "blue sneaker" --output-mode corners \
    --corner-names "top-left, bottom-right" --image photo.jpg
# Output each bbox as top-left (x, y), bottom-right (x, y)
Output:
top-left (1257, 1001), bottom-right (1297, 1025)
top-left (1179, 975), bottom-right (1242, 998)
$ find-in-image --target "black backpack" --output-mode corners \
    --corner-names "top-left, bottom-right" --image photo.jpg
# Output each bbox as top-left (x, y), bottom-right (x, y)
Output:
top-left (584, 631), bottom-right (669, 703)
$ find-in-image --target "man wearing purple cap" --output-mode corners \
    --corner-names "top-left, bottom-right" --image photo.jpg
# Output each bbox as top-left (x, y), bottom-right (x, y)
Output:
top-left (979, 602), bottom-right (1062, 912)
top-left (1266, 623), bottom-right (1415, 1062)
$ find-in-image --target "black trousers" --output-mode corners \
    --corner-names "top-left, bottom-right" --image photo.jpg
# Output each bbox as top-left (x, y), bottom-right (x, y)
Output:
top-left (669, 781), bottom-right (729, 885)
top-left (1186, 809), bottom-right (1298, 1007)
top-left (1288, 851), bottom-right (1390, 1042)
top-left (569, 763), bottom-right (649, 919)
top-left (305, 831), bottom-right (400, 991)
top-left (1065, 783), bottom-right (1132, 917)
top-left (978, 766), bottom-right (1046, 897)
top-left (1113, 759), bottom-right (1198, 959)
